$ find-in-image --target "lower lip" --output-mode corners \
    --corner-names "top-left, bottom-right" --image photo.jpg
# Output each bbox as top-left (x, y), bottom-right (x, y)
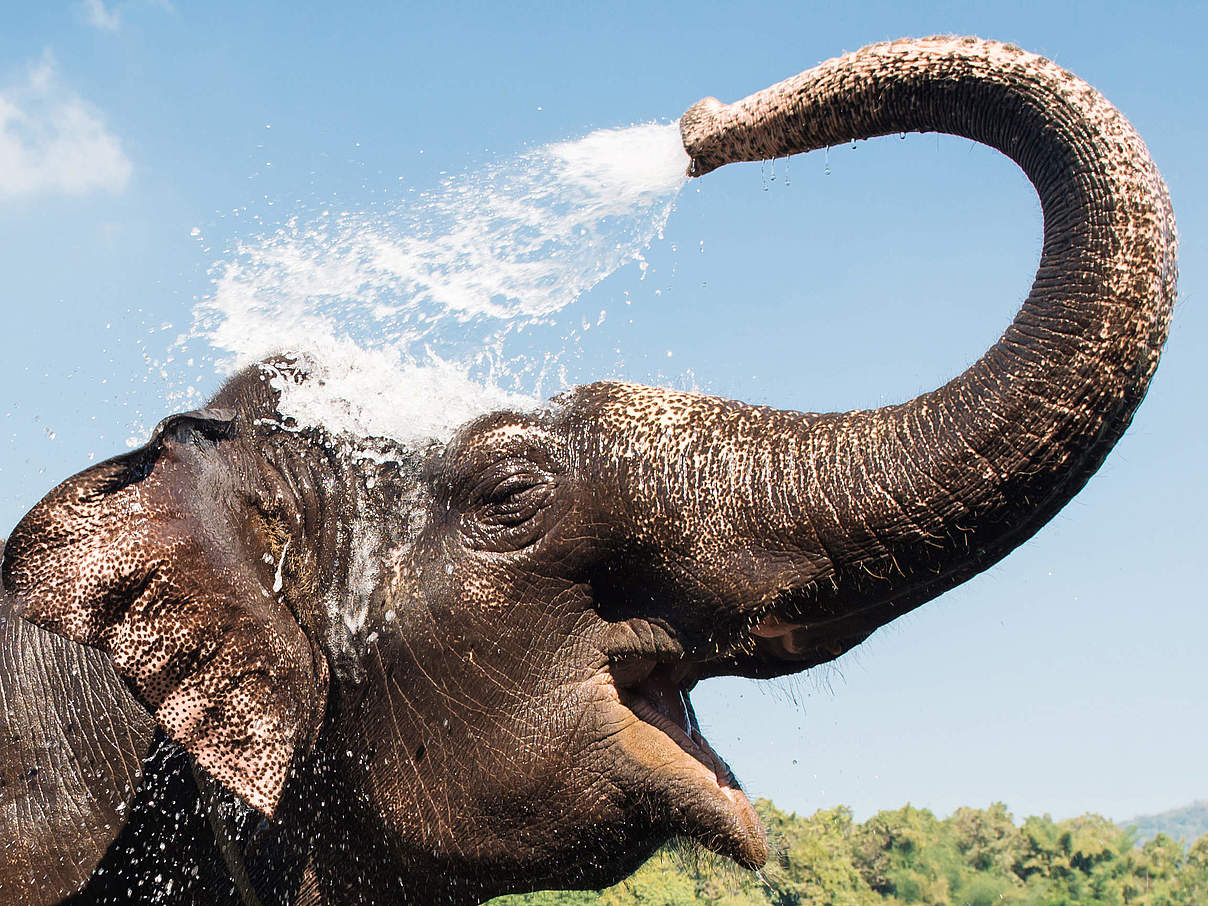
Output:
top-left (606, 675), bottom-right (770, 868)
top-left (619, 687), bottom-right (733, 787)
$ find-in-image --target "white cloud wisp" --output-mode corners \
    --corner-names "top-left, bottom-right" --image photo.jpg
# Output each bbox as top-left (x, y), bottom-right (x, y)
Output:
top-left (0, 53), bottom-right (132, 199)
top-left (81, 0), bottom-right (121, 31)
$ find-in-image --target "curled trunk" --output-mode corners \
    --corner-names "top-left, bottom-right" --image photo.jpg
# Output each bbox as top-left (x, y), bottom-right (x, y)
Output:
top-left (571, 37), bottom-right (1177, 674)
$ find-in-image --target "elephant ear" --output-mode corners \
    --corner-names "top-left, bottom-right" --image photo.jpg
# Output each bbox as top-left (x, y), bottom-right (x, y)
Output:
top-left (1, 408), bottom-right (328, 818)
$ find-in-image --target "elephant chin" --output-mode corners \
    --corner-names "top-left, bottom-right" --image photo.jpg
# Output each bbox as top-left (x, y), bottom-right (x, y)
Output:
top-left (602, 661), bottom-right (769, 867)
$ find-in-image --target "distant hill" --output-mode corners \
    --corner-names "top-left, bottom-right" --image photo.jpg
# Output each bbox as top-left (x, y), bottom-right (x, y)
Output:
top-left (1124, 801), bottom-right (1208, 844)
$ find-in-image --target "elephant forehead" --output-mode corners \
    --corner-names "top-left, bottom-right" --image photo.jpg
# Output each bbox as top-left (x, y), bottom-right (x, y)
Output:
top-left (474, 421), bottom-right (550, 446)
top-left (442, 418), bottom-right (564, 478)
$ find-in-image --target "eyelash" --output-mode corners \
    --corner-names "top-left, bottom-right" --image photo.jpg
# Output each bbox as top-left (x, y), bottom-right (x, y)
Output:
top-left (481, 475), bottom-right (546, 505)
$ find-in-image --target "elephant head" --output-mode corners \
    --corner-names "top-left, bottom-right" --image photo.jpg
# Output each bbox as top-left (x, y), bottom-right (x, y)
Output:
top-left (1, 37), bottom-right (1175, 906)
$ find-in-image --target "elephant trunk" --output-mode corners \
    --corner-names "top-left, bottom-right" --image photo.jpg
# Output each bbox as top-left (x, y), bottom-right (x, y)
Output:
top-left (568, 37), bottom-right (1176, 675)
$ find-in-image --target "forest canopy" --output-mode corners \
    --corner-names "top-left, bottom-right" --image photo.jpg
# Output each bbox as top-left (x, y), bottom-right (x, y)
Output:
top-left (490, 800), bottom-right (1208, 906)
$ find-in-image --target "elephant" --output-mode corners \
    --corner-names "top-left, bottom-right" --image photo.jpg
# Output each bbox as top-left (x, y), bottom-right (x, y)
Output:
top-left (0, 35), bottom-right (1176, 906)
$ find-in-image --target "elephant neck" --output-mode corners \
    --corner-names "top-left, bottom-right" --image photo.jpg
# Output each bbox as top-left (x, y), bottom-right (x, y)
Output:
top-left (681, 37), bottom-right (1176, 616)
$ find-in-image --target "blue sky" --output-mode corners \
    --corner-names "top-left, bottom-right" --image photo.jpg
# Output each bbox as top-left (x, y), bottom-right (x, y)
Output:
top-left (1, 1), bottom-right (1204, 825)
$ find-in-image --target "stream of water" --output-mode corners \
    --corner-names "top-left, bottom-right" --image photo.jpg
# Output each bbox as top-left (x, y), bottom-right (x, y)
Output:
top-left (187, 122), bottom-right (690, 447)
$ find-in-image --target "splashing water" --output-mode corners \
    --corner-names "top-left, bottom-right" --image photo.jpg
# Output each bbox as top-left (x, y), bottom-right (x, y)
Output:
top-left (189, 122), bottom-right (690, 447)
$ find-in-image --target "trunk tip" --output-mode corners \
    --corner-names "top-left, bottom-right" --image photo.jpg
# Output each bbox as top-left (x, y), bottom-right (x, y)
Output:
top-left (680, 96), bottom-right (726, 177)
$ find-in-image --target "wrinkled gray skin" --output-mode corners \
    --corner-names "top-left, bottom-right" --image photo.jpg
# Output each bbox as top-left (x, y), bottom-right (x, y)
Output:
top-left (0, 37), bottom-right (1176, 906)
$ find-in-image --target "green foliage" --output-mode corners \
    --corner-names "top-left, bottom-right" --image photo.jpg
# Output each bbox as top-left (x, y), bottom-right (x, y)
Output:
top-left (487, 801), bottom-right (1208, 906)
top-left (598, 851), bottom-right (713, 906)
top-left (492, 892), bottom-right (601, 906)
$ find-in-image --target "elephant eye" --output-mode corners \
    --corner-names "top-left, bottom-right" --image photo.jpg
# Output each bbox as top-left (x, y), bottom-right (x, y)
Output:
top-left (484, 473), bottom-right (545, 504)
top-left (461, 467), bottom-right (556, 549)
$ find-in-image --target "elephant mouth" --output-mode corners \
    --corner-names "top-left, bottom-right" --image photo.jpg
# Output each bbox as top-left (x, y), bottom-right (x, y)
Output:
top-left (614, 661), bottom-right (724, 779)
top-left (608, 658), bottom-right (767, 868)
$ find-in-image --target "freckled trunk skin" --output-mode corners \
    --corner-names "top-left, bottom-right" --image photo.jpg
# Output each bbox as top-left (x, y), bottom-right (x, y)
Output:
top-left (576, 37), bottom-right (1176, 672)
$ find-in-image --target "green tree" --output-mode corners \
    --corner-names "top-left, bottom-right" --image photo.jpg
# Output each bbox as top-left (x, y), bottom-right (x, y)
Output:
top-left (598, 850), bottom-right (704, 906)
top-left (760, 802), bottom-right (879, 906)
top-left (1169, 834), bottom-right (1208, 905)
top-left (491, 889), bottom-right (602, 906)
top-left (851, 804), bottom-right (957, 904)
top-left (948, 803), bottom-right (1022, 875)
